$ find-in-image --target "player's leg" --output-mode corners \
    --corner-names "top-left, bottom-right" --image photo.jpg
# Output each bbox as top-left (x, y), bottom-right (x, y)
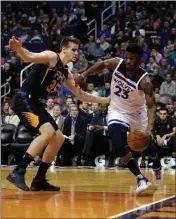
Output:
top-left (144, 139), bottom-right (162, 185)
top-left (108, 123), bottom-right (152, 195)
top-left (6, 93), bottom-right (56, 191)
top-left (7, 122), bottom-right (56, 191)
top-left (132, 110), bottom-right (162, 185)
top-left (31, 129), bottom-right (64, 191)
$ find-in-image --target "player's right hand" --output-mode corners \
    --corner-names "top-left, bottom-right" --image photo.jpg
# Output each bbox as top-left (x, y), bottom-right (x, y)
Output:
top-left (9, 36), bottom-right (22, 51)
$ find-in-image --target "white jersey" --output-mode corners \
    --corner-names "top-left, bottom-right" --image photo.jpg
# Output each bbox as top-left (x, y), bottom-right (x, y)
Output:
top-left (108, 58), bottom-right (149, 132)
top-left (109, 58), bottom-right (148, 114)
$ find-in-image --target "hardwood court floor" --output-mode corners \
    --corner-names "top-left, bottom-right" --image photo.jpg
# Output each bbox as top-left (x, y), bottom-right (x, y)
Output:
top-left (1, 167), bottom-right (176, 218)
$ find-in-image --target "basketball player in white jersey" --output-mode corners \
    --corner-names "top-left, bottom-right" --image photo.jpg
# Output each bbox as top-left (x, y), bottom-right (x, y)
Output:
top-left (76, 43), bottom-right (162, 195)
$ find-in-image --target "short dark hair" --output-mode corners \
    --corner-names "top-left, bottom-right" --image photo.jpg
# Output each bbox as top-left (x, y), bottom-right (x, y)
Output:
top-left (126, 43), bottom-right (143, 57)
top-left (159, 107), bottom-right (168, 113)
top-left (166, 72), bottom-right (172, 77)
top-left (60, 36), bottom-right (80, 50)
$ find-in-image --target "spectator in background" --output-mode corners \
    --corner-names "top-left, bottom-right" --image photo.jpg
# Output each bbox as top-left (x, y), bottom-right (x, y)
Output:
top-left (163, 49), bottom-right (176, 69)
top-left (19, 31), bottom-right (29, 43)
top-left (148, 67), bottom-right (164, 89)
top-left (28, 10), bottom-right (37, 24)
top-left (31, 30), bottom-right (43, 43)
top-left (146, 56), bottom-right (158, 72)
top-left (87, 39), bottom-right (105, 61)
top-left (160, 72), bottom-right (176, 104)
top-left (5, 50), bottom-right (19, 64)
top-left (60, 105), bottom-right (87, 166)
top-left (99, 36), bottom-right (110, 51)
top-left (98, 24), bottom-right (112, 42)
top-left (1, 57), bottom-right (6, 70)
top-left (153, 107), bottom-right (176, 158)
top-left (86, 83), bottom-right (98, 96)
top-left (151, 47), bottom-right (162, 64)
top-left (78, 101), bottom-right (89, 119)
top-left (45, 98), bottom-right (54, 116)
top-left (159, 57), bottom-right (171, 79)
top-left (87, 102), bottom-right (99, 124)
top-left (104, 43), bottom-right (116, 58)
top-left (99, 82), bottom-right (111, 97)
top-left (61, 96), bottom-right (74, 117)
top-left (98, 68), bottom-right (112, 87)
top-left (52, 104), bottom-right (65, 132)
top-left (10, 56), bottom-right (21, 89)
top-left (85, 35), bottom-right (95, 51)
top-left (154, 93), bottom-right (161, 104)
top-left (83, 103), bottom-right (109, 166)
top-left (159, 21), bottom-right (171, 46)
top-left (4, 106), bottom-right (20, 127)
top-left (75, 54), bottom-right (88, 73)
top-left (13, 23), bottom-right (23, 37)
top-left (2, 63), bottom-right (11, 80)
top-left (2, 102), bottom-right (10, 120)
top-left (167, 104), bottom-right (175, 117)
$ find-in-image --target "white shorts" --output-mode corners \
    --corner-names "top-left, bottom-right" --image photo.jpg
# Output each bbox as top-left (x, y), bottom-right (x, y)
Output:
top-left (108, 107), bottom-right (148, 132)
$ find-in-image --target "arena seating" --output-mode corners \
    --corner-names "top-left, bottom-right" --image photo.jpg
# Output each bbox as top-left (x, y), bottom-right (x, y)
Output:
top-left (1, 124), bottom-right (34, 165)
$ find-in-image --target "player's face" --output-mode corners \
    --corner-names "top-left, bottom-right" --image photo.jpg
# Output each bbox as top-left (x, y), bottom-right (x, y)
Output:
top-left (125, 52), bottom-right (140, 71)
top-left (65, 42), bottom-right (79, 62)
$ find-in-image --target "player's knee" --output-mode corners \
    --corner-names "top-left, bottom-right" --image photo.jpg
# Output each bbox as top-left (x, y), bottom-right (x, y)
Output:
top-left (120, 152), bottom-right (133, 165)
top-left (39, 123), bottom-right (56, 142)
top-left (56, 130), bottom-right (65, 144)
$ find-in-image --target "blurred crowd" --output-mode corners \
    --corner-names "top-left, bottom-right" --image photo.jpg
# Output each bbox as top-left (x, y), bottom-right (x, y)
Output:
top-left (1, 1), bottom-right (176, 167)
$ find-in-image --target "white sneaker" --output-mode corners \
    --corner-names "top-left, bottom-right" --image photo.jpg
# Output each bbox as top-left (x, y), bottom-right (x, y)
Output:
top-left (136, 177), bottom-right (152, 195)
top-left (152, 166), bottom-right (163, 185)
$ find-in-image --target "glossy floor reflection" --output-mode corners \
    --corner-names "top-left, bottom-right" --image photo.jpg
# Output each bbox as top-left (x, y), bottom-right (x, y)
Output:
top-left (1, 167), bottom-right (176, 218)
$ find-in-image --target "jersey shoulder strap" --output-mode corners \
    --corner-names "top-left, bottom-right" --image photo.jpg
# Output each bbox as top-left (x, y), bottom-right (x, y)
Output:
top-left (113, 58), bottom-right (124, 73)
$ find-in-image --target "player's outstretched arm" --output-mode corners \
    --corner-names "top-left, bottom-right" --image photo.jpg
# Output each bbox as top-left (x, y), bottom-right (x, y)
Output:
top-left (139, 76), bottom-right (156, 132)
top-left (9, 36), bottom-right (56, 66)
top-left (74, 58), bottom-right (120, 87)
top-left (65, 73), bottom-right (111, 104)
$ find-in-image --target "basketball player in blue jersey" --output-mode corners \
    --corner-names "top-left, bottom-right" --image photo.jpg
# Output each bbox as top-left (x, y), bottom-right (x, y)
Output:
top-left (76, 43), bottom-right (162, 195)
top-left (6, 36), bottom-right (110, 191)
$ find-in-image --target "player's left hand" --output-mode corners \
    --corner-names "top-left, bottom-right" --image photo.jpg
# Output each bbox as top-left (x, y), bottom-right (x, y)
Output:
top-left (9, 36), bottom-right (22, 51)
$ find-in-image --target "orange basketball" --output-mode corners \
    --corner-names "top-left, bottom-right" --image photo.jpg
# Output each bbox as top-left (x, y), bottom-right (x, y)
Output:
top-left (127, 130), bottom-right (151, 152)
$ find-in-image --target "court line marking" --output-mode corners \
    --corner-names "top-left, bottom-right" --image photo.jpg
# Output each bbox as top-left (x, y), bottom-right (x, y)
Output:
top-left (107, 194), bottom-right (176, 218)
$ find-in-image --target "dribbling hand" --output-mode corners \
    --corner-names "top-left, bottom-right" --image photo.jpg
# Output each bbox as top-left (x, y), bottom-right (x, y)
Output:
top-left (9, 36), bottom-right (22, 51)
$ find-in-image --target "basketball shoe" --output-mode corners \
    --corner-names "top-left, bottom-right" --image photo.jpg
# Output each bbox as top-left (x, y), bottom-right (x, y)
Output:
top-left (136, 176), bottom-right (152, 195)
top-left (6, 168), bottom-right (29, 191)
top-left (31, 178), bottom-right (60, 191)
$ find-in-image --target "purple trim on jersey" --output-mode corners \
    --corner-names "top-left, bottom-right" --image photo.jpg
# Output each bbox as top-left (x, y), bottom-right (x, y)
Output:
top-left (108, 123), bottom-right (130, 134)
top-left (18, 91), bottom-right (33, 113)
top-left (108, 119), bottom-right (129, 126)
top-left (114, 72), bottom-right (136, 89)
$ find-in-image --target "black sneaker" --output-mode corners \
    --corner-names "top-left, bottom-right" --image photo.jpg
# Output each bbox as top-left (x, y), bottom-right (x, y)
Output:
top-left (6, 168), bottom-right (29, 191)
top-left (31, 178), bottom-right (60, 191)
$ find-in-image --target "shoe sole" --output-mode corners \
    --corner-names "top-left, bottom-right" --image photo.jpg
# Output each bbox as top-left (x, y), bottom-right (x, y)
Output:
top-left (136, 182), bottom-right (152, 196)
top-left (31, 187), bottom-right (60, 191)
top-left (6, 175), bottom-right (29, 191)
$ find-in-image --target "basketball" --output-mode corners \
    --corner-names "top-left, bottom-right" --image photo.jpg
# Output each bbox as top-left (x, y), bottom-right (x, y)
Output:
top-left (127, 130), bottom-right (151, 152)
